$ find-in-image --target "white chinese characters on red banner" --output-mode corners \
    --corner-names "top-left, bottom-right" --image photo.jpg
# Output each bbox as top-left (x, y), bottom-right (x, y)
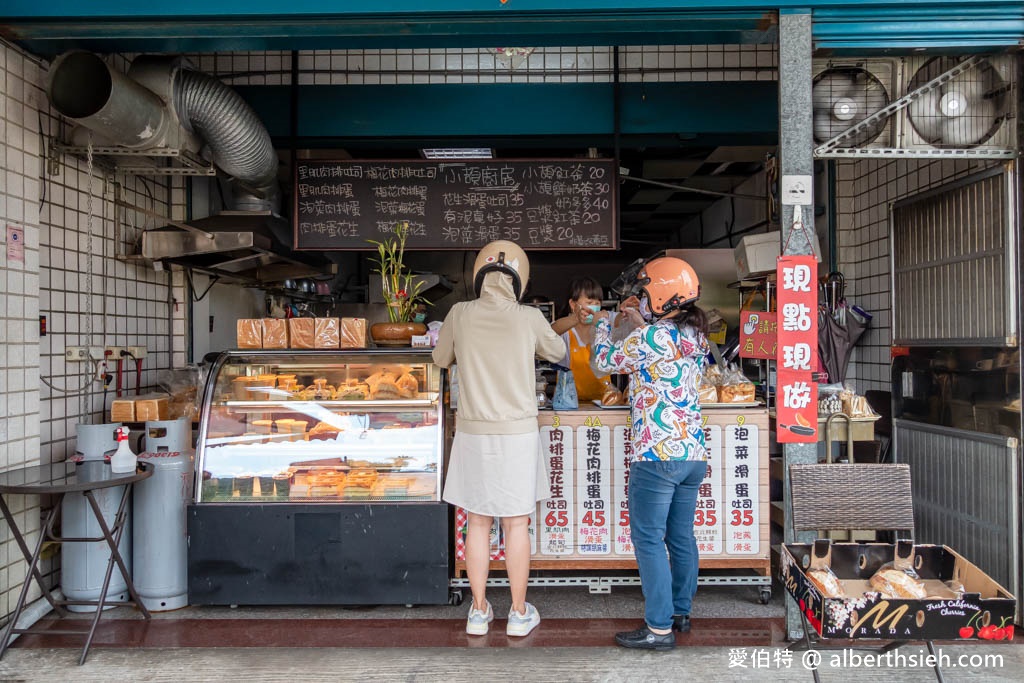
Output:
top-left (776, 255), bottom-right (819, 443)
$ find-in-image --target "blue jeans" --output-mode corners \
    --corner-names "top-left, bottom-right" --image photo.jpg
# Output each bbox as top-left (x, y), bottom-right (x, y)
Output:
top-left (628, 459), bottom-right (706, 630)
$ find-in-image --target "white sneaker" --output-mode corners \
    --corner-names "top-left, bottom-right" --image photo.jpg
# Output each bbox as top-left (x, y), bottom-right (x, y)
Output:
top-left (506, 602), bottom-right (541, 637)
top-left (466, 600), bottom-right (494, 635)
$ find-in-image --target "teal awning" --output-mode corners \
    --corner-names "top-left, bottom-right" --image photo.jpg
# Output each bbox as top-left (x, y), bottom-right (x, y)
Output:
top-left (2, 1), bottom-right (1021, 56)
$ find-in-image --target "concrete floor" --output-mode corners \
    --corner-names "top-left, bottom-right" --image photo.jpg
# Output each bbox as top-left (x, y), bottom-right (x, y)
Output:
top-left (1, 644), bottom-right (1022, 682)
top-left (1, 586), bottom-right (1019, 681)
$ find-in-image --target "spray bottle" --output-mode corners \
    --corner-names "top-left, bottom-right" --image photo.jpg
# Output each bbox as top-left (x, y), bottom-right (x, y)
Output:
top-left (109, 426), bottom-right (137, 474)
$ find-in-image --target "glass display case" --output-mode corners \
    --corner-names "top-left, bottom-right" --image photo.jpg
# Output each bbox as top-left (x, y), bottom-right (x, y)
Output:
top-left (195, 349), bottom-right (445, 504)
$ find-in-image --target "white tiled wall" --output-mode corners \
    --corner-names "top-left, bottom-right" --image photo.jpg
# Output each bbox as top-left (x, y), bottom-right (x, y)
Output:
top-left (834, 159), bottom-right (994, 393)
top-left (0, 42), bottom-right (45, 617)
top-left (184, 45), bottom-right (778, 85)
top-left (0, 41), bottom-right (188, 619)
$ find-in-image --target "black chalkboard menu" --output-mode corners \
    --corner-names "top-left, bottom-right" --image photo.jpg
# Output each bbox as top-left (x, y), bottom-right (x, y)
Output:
top-left (293, 159), bottom-right (617, 250)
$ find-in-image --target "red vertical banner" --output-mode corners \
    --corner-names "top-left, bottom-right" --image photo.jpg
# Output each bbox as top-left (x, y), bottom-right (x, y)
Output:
top-left (776, 255), bottom-right (819, 443)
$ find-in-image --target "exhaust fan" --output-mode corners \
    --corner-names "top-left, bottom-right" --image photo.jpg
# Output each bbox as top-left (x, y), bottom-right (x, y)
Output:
top-left (814, 55), bottom-right (1017, 158)
top-left (813, 64), bottom-right (892, 148)
top-left (905, 56), bottom-right (1013, 149)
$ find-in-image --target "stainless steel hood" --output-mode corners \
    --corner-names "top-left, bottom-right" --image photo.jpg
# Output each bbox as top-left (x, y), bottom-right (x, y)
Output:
top-left (142, 210), bottom-right (337, 285)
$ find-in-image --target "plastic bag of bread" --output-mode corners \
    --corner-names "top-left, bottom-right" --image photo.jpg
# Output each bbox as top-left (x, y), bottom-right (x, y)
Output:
top-left (261, 318), bottom-right (289, 349)
top-left (340, 318), bottom-right (368, 349)
top-left (366, 371), bottom-right (401, 400)
top-left (396, 372), bottom-right (419, 398)
top-left (717, 365), bottom-right (756, 404)
top-left (698, 382), bottom-right (719, 404)
top-left (288, 318), bottom-right (316, 349)
top-left (806, 566), bottom-right (845, 599)
top-left (236, 319), bottom-right (262, 349)
top-left (698, 365), bottom-right (723, 403)
top-left (601, 386), bottom-right (625, 406)
top-left (869, 562), bottom-right (928, 599)
top-left (314, 318), bottom-right (341, 349)
top-left (840, 384), bottom-right (877, 418)
top-left (335, 379), bottom-right (369, 400)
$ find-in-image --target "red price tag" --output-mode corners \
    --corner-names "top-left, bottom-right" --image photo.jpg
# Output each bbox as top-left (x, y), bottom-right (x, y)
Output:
top-left (730, 510), bottom-right (755, 526)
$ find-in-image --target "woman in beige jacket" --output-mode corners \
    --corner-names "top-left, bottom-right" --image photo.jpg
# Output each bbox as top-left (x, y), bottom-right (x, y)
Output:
top-left (433, 240), bottom-right (566, 638)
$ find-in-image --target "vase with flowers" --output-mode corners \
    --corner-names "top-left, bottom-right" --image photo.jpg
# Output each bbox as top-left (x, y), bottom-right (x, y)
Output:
top-left (368, 221), bottom-right (429, 346)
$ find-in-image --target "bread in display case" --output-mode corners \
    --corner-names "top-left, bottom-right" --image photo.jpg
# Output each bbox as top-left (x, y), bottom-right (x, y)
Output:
top-left (195, 350), bottom-right (445, 504)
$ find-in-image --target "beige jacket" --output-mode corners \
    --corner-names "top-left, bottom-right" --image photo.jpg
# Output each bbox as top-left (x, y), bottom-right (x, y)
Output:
top-left (433, 271), bottom-right (566, 434)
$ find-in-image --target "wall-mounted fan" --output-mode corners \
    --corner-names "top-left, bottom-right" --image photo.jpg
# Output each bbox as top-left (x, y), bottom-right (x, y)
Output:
top-left (906, 57), bottom-right (1011, 148)
top-left (812, 65), bottom-right (891, 147)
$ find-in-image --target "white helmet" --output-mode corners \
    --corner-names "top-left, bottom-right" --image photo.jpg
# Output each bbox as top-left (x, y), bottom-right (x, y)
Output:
top-left (472, 240), bottom-right (529, 300)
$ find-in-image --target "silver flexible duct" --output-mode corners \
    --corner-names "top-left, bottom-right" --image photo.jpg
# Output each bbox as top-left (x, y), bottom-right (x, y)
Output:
top-left (173, 68), bottom-right (279, 205)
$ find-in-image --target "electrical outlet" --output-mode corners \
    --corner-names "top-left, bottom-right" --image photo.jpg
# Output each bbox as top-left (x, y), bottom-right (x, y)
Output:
top-left (126, 346), bottom-right (147, 359)
top-left (105, 346), bottom-right (126, 360)
top-left (65, 346), bottom-right (89, 362)
top-left (89, 347), bottom-right (107, 361)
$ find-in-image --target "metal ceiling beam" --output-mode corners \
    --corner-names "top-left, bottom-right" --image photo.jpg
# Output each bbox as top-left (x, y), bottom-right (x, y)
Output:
top-left (1, 7), bottom-right (776, 55)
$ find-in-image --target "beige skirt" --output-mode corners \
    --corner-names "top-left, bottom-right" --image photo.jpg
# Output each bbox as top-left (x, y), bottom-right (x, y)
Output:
top-left (443, 430), bottom-right (551, 517)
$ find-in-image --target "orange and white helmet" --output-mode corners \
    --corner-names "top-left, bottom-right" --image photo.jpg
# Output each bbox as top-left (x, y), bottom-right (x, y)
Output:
top-left (637, 256), bottom-right (700, 316)
top-left (473, 240), bottom-right (530, 300)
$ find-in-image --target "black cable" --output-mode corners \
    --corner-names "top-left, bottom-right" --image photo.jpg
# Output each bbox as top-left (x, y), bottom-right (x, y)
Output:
top-left (726, 196), bottom-right (736, 247)
top-left (185, 269), bottom-right (220, 302)
top-left (37, 111), bottom-right (47, 211)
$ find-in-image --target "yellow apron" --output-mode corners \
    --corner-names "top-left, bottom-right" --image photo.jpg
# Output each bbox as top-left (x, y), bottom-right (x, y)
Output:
top-left (569, 329), bottom-right (614, 403)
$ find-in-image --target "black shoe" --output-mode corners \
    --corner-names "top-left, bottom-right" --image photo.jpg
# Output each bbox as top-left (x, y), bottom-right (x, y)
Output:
top-left (615, 625), bottom-right (676, 651)
top-left (673, 615), bottom-right (691, 633)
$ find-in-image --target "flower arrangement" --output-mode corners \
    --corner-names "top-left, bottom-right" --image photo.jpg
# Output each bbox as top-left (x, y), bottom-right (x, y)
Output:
top-left (368, 221), bottom-right (428, 324)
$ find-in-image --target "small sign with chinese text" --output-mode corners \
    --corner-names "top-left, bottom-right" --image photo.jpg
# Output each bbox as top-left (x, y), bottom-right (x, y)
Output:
top-left (694, 424), bottom-right (723, 554)
top-left (612, 425), bottom-right (634, 555)
top-left (776, 255), bottom-right (819, 443)
top-left (540, 425), bottom-right (575, 555)
top-left (725, 422), bottom-right (759, 554)
top-left (739, 311), bottom-right (777, 360)
top-left (6, 225), bottom-right (24, 264)
top-left (576, 425), bottom-right (611, 555)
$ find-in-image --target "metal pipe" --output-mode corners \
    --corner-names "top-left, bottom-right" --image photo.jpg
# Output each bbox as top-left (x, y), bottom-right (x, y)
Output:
top-left (47, 52), bottom-right (168, 150)
top-left (174, 68), bottom-right (279, 204)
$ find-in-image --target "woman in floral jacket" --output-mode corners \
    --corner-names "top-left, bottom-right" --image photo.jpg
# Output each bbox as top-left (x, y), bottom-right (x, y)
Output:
top-left (592, 256), bottom-right (710, 651)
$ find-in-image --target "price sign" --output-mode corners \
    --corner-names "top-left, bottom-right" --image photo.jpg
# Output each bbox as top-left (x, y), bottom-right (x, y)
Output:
top-left (612, 425), bottom-right (634, 556)
top-left (694, 424), bottom-right (723, 554)
top-left (576, 425), bottom-right (611, 555)
top-left (540, 425), bottom-right (574, 555)
top-left (725, 421), bottom-right (759, 554)
top-left (776, 255), bottom-right (819, 442)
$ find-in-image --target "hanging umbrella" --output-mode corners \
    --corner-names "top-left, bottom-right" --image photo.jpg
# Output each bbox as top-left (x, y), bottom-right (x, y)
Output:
top-left (818, 303), bottom-right (871, 384)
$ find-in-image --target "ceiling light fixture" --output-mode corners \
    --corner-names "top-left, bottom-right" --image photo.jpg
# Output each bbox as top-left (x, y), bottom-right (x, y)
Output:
top-left (421, 148), bottom-right (494, 160)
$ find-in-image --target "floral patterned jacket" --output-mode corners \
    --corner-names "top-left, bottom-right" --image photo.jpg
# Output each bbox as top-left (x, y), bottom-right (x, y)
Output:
top-left (592, 317), bottom-right (709, 462)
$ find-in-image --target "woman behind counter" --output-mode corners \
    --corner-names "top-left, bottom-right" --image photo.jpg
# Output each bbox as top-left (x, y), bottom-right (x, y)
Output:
top-left (551, 277), bottom-right (618, 404)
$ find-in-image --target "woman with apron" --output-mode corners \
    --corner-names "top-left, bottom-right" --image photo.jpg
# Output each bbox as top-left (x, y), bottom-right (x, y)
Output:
top-left (551, 277), bottom-right (617, 404)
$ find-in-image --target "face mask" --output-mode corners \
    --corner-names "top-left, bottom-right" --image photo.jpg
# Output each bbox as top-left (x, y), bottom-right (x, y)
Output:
top-left (413, 313), bottom-right (427, 323)
top-left (638, 295), bottom-right (655, 322)
top-left (581, 304), bottom-right (601, 324)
